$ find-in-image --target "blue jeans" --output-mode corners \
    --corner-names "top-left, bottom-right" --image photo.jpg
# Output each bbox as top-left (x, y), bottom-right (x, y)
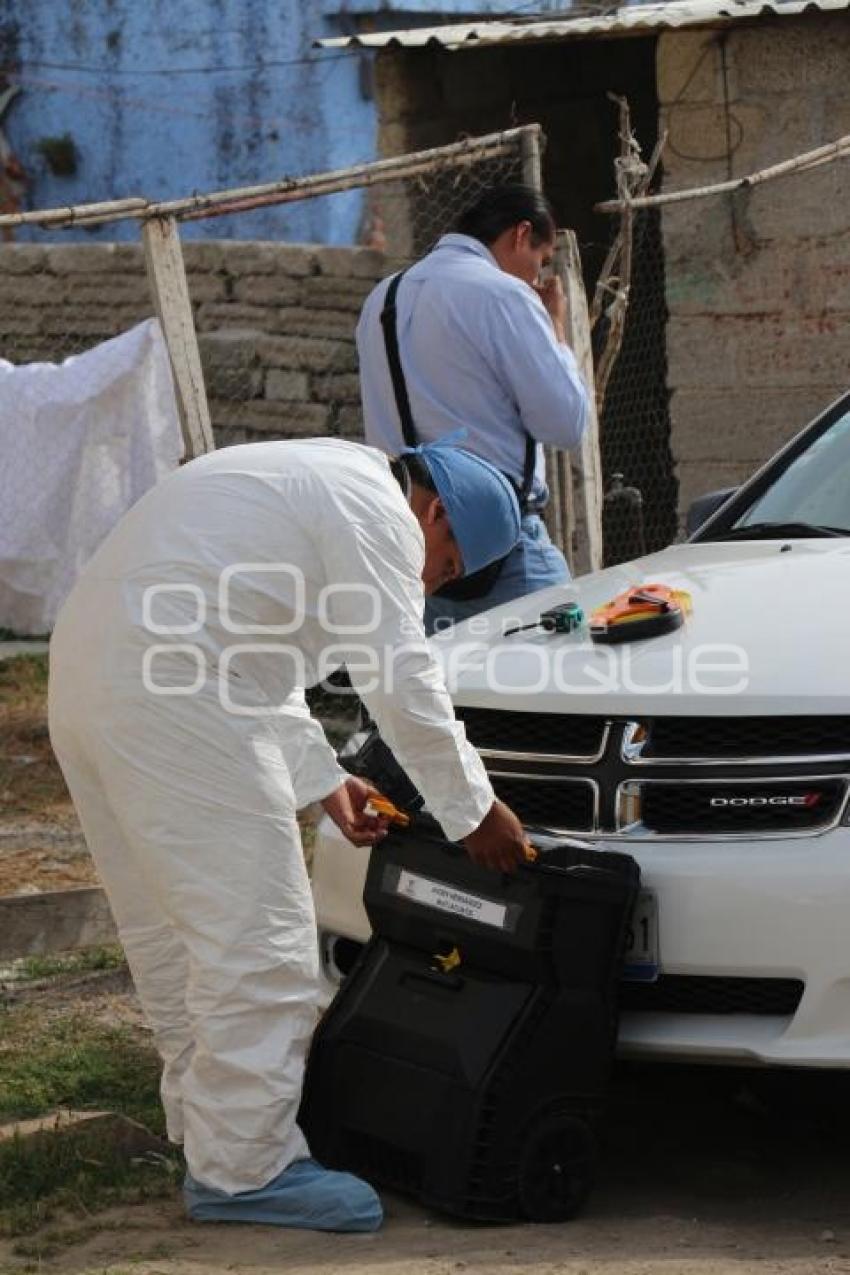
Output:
top-left (424, 514), bottom-right (569, 635)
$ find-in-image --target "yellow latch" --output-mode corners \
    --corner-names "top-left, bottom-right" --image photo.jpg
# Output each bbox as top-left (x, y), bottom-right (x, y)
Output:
top-left (433, 946), bottom-right (462, 974)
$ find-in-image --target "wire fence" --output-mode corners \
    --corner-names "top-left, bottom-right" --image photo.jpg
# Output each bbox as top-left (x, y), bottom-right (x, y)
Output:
top-left (595, 207), bottom-right (676, 564)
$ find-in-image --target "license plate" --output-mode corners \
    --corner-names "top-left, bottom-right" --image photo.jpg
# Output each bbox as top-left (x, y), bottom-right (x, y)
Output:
top-left (622, 889), bottom-right (659, 982)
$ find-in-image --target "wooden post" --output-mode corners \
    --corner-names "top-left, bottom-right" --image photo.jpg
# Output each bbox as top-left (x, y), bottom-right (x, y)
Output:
top-left (521, 125), bottom-right (573, 561)
top-left (143, 215), bottom-right (215, 460)
top-left (520, 123), bottom-right (544, 189)
top-left (555, 230), bottom-right (604, 574)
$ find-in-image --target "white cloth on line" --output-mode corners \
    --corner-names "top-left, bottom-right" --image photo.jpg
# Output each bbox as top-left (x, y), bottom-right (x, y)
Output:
top-left (0, 317), bottom-right (184, 634)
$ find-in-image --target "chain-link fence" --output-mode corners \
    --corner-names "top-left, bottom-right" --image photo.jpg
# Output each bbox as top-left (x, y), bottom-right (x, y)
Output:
top-left (594, 136), bottom-right (850, 566)
top-left (595, 207), bottom-right (675, 565)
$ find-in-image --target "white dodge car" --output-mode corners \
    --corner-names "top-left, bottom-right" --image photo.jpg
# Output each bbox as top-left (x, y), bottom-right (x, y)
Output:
top-left (313, 391), bottom-right (850, 1070)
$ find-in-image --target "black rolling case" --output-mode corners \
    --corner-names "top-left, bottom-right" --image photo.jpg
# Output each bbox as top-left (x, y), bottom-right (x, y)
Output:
top-left (301, 817), bottom-right (639, 1222)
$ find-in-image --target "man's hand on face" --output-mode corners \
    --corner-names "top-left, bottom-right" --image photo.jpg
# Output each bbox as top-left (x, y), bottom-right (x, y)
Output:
top-left (463, 798), bottom-right (528, 873)
top-left (321, 777), bottom-right (390, 847)
top-left (533, 275), bottom-right (568, 345)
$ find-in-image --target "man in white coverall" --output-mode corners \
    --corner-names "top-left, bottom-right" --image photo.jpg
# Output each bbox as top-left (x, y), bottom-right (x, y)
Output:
top-left (48, 435), bottom-right (528, 1233)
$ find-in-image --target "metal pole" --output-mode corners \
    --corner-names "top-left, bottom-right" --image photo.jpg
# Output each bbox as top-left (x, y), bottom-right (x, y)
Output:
top-left (0, 127), bottom-right (530, 231)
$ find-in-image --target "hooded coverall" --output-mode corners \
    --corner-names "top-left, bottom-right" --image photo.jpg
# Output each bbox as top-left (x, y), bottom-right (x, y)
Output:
top-left (48, 438), bottom-right (494, 1196)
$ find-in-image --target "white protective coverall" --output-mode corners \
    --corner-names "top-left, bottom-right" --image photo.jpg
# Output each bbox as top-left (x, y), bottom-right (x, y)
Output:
top-left (48, 438), bottom-right (494, 1196)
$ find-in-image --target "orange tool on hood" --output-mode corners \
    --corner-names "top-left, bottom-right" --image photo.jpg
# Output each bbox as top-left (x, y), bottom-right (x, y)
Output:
top-left (590, 583), bottom-right (692, 644)
top-left (367, 794), bottom-right (411, 828)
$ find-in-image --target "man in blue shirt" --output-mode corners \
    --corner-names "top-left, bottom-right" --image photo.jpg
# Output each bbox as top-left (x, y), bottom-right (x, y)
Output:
top-left (356, 183), bottom-right (589, 632)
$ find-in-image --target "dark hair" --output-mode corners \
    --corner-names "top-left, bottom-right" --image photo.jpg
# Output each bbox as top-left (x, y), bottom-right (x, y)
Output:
top-left (390, 452), bottom-right (437, 493)
top-left (454, 183), bottom-right (556, 247)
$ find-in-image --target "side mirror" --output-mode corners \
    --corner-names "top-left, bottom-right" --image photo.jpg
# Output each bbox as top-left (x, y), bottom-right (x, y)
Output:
top-left (686, 487), bottom-right (738, 537)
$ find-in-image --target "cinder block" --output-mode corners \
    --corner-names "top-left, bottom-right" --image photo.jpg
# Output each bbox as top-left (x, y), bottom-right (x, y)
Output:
top-left (300, 276), bottom-right (374, 313)
top-left (265, 369), bottom-right (310, 401)
top-left (255, 334), bottom-right (356, 374)
top-left (660, 103), bottom-right (769, 179)
top-left (71, 278), bottom-right (154, 307)
top-left (183, 241), bottom-right (227, 273)
top-left (272, 306), bottom-right (357, 340)
top-left (668, 387), bottom-right (827, 467)
top-left (195, 302), bottom-right (273, 331)
top-left (657, 31), bottom-right (726, 106)
top-left (0, 276), bottom-right (60, 306)
top-left (736, 314), bottom-right (848, 387)
top-left (665, 316), bottom-right (739, 390)
top-left (197, 330), bottom-right (260, 367)
top-left (318, 247), bottom-right (389, 281)
top-left (0, 245), bottom-right (48, 274)
top-left (666, 248), bottom-right (799, 318)
top-left (211, 399), bottom-right (330, 436)
top-left (668, 238), bottom-right (850, 319)
top-left (745, 162), bottom-right (850, 242)
top-left (231, 276), bottom-right (301, 307)
top-left (219, 241), bottom-right (318, 278)
top-left (39, 310), bottom-right (119, 337)
top-left (46, 243), bottom-right (143, 275)
top-left (733, 13), bottom-right (850, 96)
top-left (213, 426), bottom-right (252, 448)
top-left (186, 273), bottom-right (228, 303)
top-left (204, 364), bottom-right (264, 400)
top-left (795, 242), bottom-right (850, 314)
top-left (332, 404), bottom-right (365, 438)
top-left (312, 373), bottom-right (361, 404)
top-left (819, 92), bottom-right (850, 145)
top-left (0, 310), bottom-right (42, 336)
top-left (661, 200), bottom-right (736, 272)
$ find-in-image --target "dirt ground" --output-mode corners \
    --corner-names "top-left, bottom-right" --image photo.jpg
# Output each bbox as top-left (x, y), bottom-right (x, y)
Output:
top-left (4, 971), bottom-right (850, 1275)
top-left (5, 652), bottom-right (850, 1274)
top-left (4, 1055), bottom-right (850, 1274)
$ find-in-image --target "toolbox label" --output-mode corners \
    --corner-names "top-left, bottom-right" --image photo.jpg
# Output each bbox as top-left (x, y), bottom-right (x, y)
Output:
top-left (394, 869), bottom-right (509, 929)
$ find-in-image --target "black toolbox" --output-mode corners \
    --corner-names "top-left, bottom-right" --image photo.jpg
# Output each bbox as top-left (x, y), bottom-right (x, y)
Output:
top-left (301, 816), bottom-right (639, 1222)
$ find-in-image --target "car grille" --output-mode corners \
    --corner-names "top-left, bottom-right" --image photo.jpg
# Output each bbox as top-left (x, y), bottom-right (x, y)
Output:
top-left (635, 778), bottom-right (846, 835)
top-left (645, 716), bottom-right (850, 759)
top-left (454, 708), bottom-right (850, 839)
top-left (455, 708), bottom-right (606, 758)
top-left (488, 774), bottom-right (595, 832)
top-left (619, 974), bottom-right (804, 1016)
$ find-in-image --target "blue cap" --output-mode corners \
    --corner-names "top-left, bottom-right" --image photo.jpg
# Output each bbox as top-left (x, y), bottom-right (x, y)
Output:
top-left (411, 436), bottom-right (522, 576)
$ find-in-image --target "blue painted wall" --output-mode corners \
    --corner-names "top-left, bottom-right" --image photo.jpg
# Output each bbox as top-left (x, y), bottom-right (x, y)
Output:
top-left (0, 0), bottom-right (396, 243)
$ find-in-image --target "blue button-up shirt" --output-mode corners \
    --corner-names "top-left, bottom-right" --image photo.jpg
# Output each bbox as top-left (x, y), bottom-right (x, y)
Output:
top-left (356, 233), bottom-right (589, 503)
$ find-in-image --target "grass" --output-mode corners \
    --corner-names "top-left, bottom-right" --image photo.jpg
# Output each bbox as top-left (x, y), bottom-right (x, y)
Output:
top-left (13, 945), bottom-right (126, 984)
top-left (0, 653), bottom-right (72, 822)
top-left (0, 1000), bottom-right (180, 1237)
top-left (0, 1000), bottom-right (165, 1133)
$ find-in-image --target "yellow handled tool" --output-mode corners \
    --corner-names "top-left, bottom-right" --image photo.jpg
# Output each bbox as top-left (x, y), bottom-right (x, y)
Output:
top-left (367, 794), bottom-right (411, 828)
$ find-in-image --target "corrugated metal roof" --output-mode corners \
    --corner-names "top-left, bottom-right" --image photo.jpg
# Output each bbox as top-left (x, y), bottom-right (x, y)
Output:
top-left (318, 0), bottom-right (850, 50)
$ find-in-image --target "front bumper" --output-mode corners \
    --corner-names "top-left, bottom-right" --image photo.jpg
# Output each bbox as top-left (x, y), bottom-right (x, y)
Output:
top-left (311, 816), bottom-right (850, 1069)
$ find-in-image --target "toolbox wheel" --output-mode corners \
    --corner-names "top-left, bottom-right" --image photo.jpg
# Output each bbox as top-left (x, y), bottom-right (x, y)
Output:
top-left (518, 1114), bottom-right (595, 1222)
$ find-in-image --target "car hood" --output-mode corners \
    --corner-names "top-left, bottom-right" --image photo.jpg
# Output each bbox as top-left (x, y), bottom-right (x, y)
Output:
top-left (431, 539), bottom-right (850, 716)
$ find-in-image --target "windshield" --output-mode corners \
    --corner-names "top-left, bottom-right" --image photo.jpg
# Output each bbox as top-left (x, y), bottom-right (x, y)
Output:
top-left (729, 407), bottom-right (850, 534)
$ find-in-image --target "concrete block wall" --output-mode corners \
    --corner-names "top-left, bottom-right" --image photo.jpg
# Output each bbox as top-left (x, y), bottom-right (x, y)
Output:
top-left (0, 241), bottom-right (399, 448)
top-left (659, 13), bottom-right (850, 517)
